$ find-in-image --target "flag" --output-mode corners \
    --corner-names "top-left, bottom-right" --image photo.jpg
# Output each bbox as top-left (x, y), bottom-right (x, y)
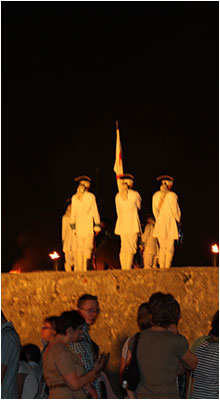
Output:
top-left (113, 121), bottom-right (123, 179)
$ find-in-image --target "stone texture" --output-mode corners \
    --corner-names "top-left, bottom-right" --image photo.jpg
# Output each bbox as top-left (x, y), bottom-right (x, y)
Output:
top-left (1, 267), bottom-right (219, 396)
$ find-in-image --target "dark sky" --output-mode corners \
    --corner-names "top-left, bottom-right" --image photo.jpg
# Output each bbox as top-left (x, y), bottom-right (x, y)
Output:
top-left (2, 1), bottom-right (219, 272)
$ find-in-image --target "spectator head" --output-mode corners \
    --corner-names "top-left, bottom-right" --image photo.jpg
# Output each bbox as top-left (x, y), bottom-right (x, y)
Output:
top-left (77, 294), bottom-right (100, 326)
top-left (56, 310), bottom-right (84, 343)
top-left (23, 344), bottom-right (41, 364)
top-left (210, 310), bottom-right (219, 337)
top-left (146, 214), bottom-right (155, 225)
top-left (20, 347), bottom-right (28, 362)
top-left (148, 292), bottom-right (181, 328)
top-left (41, 316), bottom-right (58, 343)
top-left (137, 302), bottom-right (151, 331)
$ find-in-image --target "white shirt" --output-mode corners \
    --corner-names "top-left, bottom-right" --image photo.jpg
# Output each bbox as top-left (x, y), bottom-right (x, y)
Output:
top-left (70, 191), bottom-right (101, 236)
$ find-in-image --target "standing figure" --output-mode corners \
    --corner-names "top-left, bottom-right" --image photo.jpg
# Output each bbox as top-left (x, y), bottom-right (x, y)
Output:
top-left (70, 176), bottom-right (101, 271)
top-left (152, 175), bottom-right (181, 269)
top-left (115, 174), bottom-right (142, 270)
top-left (141, 214), bottom-right (158, 269)
top-left (62, 203), bottom-right (76, 272)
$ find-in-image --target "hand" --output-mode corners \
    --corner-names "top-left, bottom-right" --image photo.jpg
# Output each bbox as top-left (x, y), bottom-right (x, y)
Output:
top-left (93, 353), bottom-right (105, 374)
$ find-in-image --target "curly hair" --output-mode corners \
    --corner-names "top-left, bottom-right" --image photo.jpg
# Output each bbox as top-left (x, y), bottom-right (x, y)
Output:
top-left (148, 292), bottom-right (180, 327)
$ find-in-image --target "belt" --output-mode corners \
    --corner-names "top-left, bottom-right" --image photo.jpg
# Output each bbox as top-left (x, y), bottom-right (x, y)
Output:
top-left (49, 384), bottom-right (66, 390)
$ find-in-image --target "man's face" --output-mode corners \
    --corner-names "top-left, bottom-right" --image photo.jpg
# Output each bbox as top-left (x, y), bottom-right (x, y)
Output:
top-left (40, 321), bottom-right (56, 343)
top-left (78, 300), bottom-right (100, 326)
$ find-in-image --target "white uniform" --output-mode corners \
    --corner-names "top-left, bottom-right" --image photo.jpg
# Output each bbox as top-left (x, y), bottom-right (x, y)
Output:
top-left (142, 223), bottom-right (158, 269)
top-left (115, 189), bottom-right (142, 270)
top-left (70, 191), bottom-right (101, 271)
top-left (152, 190), bottom-right (181, 268)
top-left (62, 205), bottom-right (76, 272)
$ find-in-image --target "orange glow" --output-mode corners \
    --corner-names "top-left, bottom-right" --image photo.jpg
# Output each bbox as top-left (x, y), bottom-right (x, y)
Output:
top-left (211, 244), bottom-right (219, 254)
top-left (9, 268), bottom-right (21, 274)
top-left (49, 251), bottom-right (60, 260)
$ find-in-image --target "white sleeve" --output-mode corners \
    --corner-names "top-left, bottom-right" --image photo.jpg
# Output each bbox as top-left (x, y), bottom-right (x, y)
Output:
top-left (91, 195), bottom-right (101, 226)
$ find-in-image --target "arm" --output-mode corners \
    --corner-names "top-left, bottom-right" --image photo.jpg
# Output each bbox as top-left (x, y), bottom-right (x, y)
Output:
top-left (16, 372), bottom-right (27, 398)
top-left (63, 369), bottom-right (97, 392)
top-left (91, 195), bottom-right (101, 233)
top-left (136, 193), bottom-right (142, 210)
top-left (180, 350), bottom-right (198, 370)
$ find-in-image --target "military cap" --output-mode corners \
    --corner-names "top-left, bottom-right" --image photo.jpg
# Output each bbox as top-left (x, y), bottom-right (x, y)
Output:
top-left (119, 174), bottom-right (134, 180)
top-left (74, 175), bottom-right (91, 183)
top-left (156, 175), bottom-right (174, 182)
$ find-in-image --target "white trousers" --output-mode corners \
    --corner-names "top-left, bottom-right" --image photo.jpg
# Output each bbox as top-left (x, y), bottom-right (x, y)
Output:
top-left (143, 252), bottom-right (158, 269)
top-left (74, 234), bottom-right (94, 271)
top-left (64, 251), bottom-right (75, 272)
top-left (158, 237), bottom-right (175, 269)
top-left (120, 233), bottom-right (138, 270)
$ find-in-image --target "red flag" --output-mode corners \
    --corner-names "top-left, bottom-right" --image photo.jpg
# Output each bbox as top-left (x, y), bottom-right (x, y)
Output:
top-left (113, 121), bottom-right (123, 179)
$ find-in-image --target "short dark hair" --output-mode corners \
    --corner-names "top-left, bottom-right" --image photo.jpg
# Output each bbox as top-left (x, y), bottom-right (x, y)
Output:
top-left (137, 302), bottom-right (151, 330)
top-left (210, 310), bottom-right (219, 337)
top-left (56, 310), bottom-right (84, 335)
top-left (44, 316), bottom-right (59, 331)
top-left (23, 344), bottom-right (41, 364)
top-left (148, 292), bottom-right (180, 327)
top-left (77, 294), bottom-right (98, 308)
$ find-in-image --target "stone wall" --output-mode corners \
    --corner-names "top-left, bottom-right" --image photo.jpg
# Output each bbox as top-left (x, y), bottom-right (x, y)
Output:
top-left (1, 268), bottom-right (219, 396)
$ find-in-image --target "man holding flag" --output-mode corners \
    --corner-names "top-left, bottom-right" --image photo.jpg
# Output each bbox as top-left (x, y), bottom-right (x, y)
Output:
top-left (113, 122), bottom-right (142, 270)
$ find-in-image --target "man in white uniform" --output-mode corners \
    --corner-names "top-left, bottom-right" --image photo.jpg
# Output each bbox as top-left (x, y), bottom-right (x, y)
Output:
top-left (152, 175), bottom-right (181, 269)
top-left (62, 203), bottom-right (76, 272)
top-left (114, 174), bottom-right (142, 270)
top-left (70, 176), bottom-right (101, 271)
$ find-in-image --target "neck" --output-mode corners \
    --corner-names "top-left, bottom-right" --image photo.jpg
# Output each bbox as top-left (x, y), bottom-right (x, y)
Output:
top-left (150, 325), bottom-right (168, 332)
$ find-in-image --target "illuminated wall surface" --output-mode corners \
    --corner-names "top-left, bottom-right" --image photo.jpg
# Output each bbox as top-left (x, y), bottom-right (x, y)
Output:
top-left (1, 268), bottom-right (219, 395)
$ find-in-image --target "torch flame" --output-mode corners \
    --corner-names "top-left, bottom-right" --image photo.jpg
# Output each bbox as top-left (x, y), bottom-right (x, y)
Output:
top-left (9, 268), bottom-right (21, 274)
top-left (49, 251), bottom-right (60, 260)
top-left (211, 244), bottom-right (219, 254)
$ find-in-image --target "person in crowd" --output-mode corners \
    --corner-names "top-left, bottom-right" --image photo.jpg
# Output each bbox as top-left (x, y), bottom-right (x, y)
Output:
top-left (43, 310), bottom-right (105, 399)
top-left (191, 310), bottom-right (219, 399)
top-left (40, 316), bottom-right (58, 354)
top-left (141, 214), bottom-right (158, 269)
top-left (1, 310), bottom-right (21, 399)
top-left (17, 347), bottom-right (40, 399)
top-left (152, 175), bottom-right (181, 269)
top-left (23, 344), bottom-right (42, 383)
top-left (120, 302), bottom-right (151, 398)
top-left (69, 294), bottom-right (101, 397)
top-left (135, 292), bottom-right (197, 399)
top-left (62, 202), bottom-right (76, 272)
top-left (114, 174), bottom-right (142, 270)
top-left (70, 176), bottom-right (101, 271)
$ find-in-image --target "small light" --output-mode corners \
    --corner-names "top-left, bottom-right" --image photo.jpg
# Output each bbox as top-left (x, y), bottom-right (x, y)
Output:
top-left (49, 251), bottom-right (60, 260)
top-left (211, 244), bottom-right (219, 254)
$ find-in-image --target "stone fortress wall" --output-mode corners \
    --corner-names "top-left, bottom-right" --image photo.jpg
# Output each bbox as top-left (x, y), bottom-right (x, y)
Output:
top-left (1, 267), bottom-right (219, 396)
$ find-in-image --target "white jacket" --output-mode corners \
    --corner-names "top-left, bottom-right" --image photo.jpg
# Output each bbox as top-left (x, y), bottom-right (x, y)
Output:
top-left (114, 189), bottom-right (142, 235)
top-left (153, 190), bottom-right (181, 241)
top-left (70, 191), bottom-right (101, 236)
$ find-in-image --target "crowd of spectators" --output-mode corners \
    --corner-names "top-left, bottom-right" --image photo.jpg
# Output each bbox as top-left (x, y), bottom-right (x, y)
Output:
top-left (1, 293), bottom-right (219, 399)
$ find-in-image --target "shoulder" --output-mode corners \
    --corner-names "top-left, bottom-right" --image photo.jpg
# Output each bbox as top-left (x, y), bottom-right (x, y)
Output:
top-left (129, 189), bottom-right (141, 198)
top-left (86, 191), bottom-right (95, 200)
top-left (166, 191), bottom-right (178, 200)
top-left (152, 191), bottom-right (161, 200)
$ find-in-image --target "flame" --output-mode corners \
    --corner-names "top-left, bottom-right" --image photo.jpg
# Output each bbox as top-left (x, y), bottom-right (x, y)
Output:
top-left (9, 268), bottom-right (21, 274)
top-left (49, 251), bottom-right (60, 260)
top-left (211, 244), bottom-right (219, 254)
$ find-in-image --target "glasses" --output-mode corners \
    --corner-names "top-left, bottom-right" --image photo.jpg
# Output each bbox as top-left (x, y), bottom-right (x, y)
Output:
top-left (41, 326), bottom-right (53, 330)
top-left (79, 308), bottom-right (100, 314)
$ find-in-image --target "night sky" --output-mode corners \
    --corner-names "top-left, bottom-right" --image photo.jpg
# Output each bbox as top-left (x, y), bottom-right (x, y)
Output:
top-left (2, 2), bottom-right (219, 272)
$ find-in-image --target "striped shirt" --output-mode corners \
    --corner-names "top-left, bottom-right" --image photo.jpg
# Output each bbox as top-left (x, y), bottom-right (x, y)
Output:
top-left (192, 339), bottom-right (219, 399)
